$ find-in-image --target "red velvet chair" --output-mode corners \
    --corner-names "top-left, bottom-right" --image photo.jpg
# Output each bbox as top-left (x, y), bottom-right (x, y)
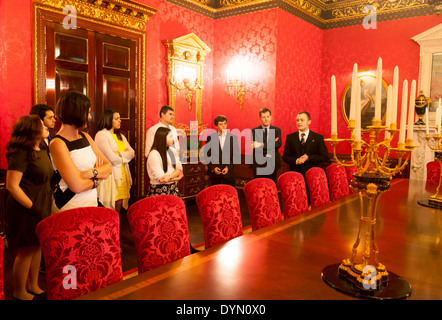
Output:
top-left (427, 161), bottom-right (440, 185)
top-left (244, 178), bottom-right (282, 231)
top-left (127, 195), bottom-right (191, 274)
top-left (277, 172), bottom-right (309, 219)
top-left (0, 237), bottom-right (4, 300)
top-left (36, 207), bottom-right (122, 300)
top-left (326, 163), bottom-right (350, 202)
top-left (196, 184), bottom-right (243, 249)
top-left (345, 165), bottom-right (358, 194)
top-left (305, 167), bottom-right (331, 209)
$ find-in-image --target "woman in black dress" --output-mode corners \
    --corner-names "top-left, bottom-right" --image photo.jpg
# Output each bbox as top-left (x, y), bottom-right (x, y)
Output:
top-left (6, 115), bottom-right (54, 300)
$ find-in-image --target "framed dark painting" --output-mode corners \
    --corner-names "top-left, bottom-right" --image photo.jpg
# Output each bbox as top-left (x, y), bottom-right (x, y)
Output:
top-left (342, 74), bottom-right (389, 131)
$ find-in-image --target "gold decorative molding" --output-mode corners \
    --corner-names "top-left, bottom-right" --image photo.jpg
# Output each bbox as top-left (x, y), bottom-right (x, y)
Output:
top-left (35, 0), bottom-right (156, 31)
top-left (166, 0), bottom-right (434, 29)
top-left (331, 0), bottom-right (427, 19)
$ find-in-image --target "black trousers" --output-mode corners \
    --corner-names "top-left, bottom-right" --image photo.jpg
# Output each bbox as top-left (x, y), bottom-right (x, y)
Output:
top-left (210, 174), bottom-right (235, 187)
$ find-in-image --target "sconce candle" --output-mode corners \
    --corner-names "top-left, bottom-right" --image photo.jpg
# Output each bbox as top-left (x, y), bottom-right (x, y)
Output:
top-left (392, 66), bottom-right (399, 125)
top-left (375, 57), bottom-right (382, 121)
top-left (331, 75), bottom-right (337, 135)
top-left (399, 79), bottom-right (408, 144)
top-left (406, 80), bottom-right (416, 141)
top-left (350, 63), bottom-right (358, 122)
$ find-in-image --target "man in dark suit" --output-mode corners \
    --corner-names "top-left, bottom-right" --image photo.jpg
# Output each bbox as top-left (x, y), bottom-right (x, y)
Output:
top-left (283, 111), bottom-right (329, 176)
top-left (250, 108), bottom-right (282, 182)
top-left (203, 115), bottom-right (240, 187)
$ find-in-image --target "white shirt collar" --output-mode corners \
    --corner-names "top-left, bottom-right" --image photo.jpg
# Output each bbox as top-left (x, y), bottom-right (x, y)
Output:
top-left (300, 129), bottom-right (309, 140)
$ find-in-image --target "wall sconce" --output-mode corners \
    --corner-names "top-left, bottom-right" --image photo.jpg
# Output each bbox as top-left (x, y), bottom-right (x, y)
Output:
top-left (171, 64), bottom-right (203, 111)
top-left (226, 60), bottom-right (246, 111)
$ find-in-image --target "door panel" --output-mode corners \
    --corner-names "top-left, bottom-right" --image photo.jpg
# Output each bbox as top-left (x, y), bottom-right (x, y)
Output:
top-left (55, 69), bottom-right (88, 99)
top-left (39, 13), bottom-right (145, 198)
top-left (55, 33), bottom-right (88, 64)
top-left (96, 33), bottom-right (136, 193)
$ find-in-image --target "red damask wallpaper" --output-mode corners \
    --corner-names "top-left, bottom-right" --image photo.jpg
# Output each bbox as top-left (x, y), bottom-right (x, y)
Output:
top-left (0, 1), bottom-right (33, 169)
top-left (275, 10), bottom-right (323, 151)
top-left (141, 0), bottom-right (215, 130)
top-left (212, 10), bottom-right (278, 141)
top-left (320, 15), bottom-right (442, 154)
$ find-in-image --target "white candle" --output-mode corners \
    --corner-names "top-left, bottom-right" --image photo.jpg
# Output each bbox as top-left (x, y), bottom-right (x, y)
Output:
top-left (436, 105), bottom-right (440, 135)
top-left (355, 79), bottom-right (361, 141)
top-left (425, 106), bottom-right (429, 136)
top-left (350, 63), bottom-right (358, 121)
top-left (385, 85), bottom-right (392, 140)
top-left (331, 75), bottom-right (337, 135)
top-left (406, 80), bottom-right (416, 141)
top-left (399, 79), bottom-right (408, 144)
top-left (392, 66), bottom-right (399, 125)
top-left (437, 98), bottom-right (442, 134)
top-left (375, 57), bottom-right (382, 121)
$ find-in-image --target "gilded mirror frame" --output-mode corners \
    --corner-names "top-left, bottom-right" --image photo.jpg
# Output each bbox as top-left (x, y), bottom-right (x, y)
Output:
top-left (163, 33), bottom-right (211, 125)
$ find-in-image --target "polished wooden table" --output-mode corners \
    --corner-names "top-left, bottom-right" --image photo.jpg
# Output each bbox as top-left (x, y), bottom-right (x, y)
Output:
top-left (80, 179), bottom-right (442, 300)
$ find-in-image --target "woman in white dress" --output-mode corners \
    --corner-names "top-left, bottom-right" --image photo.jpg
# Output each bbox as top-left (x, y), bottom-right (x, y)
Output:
top-left (147, 127), bottom-right (183, 196)
top-left (95, 109), bottom-right (134, 213)
top-left (50, 91), bottom-right (112, 212)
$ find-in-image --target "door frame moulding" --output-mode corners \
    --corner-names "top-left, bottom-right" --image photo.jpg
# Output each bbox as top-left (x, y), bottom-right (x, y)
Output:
top-left (33, 0), bottom-right (157, 197)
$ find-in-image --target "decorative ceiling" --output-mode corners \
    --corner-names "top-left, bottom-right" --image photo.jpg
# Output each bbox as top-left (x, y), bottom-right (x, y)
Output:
top-left (165, 0), bottom-right (436, 29)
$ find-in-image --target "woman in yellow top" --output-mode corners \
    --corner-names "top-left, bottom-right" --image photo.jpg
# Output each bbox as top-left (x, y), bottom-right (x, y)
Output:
top-left (95, 109), bottom-right (135, 213)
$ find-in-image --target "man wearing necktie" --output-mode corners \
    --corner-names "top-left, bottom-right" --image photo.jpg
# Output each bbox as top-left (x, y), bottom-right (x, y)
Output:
top-left (251, 108), bottom-right (282, 182)
top-left (283, 111), bottom-right (329, 177)
top-left (203, 115), bottom-right (240, 187)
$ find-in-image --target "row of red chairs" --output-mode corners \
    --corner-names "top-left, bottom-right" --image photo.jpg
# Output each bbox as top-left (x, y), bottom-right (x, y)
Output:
top-left (0, 164), bottom-right (357, 300)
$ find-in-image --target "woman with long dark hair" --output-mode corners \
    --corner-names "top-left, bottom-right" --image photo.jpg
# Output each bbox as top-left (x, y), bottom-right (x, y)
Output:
top-left (50, 91), bottom-right (112, 212)
top-left (6, 115), bottom-right (53, 300)
top-left (146, 127), bottom-right (183, 196)
top-left (95, 109), bottom-right (135, 213)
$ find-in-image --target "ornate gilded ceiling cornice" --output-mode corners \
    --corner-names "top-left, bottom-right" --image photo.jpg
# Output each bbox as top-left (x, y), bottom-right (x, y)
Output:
top-left (165, 0), bottom-right (435, 29)
top-left (34, 0), bottom-right (157, 31)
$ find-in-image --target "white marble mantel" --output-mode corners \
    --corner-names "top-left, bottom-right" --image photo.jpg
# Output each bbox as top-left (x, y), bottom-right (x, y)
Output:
top-left (410, 125), bottom-right (436, 180)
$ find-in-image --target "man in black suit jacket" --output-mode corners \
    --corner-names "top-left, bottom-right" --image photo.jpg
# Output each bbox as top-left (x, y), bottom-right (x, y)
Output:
top-left (283, 111), bottom-right (329, 176)
top-left (250, 108), bottom-right (282, 182)
top-left (203, 115), bottom-right (240, 187)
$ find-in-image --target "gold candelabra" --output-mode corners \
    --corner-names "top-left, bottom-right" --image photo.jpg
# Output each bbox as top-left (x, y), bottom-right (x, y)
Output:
top-left (323, 119), bottom-right (416, 299)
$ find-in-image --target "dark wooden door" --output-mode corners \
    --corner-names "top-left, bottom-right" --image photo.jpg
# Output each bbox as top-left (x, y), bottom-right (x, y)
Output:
top-left (45, 22), bottom-right (137, 199)
top-left (95, 32), bottom-right (136, 184)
